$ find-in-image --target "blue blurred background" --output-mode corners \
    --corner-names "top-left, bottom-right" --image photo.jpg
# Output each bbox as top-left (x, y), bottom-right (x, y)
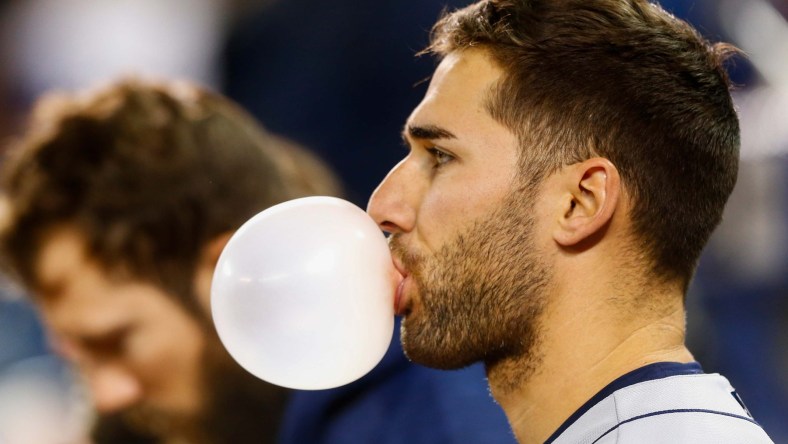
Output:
top-left (0, 0), bottom-right (785, 442)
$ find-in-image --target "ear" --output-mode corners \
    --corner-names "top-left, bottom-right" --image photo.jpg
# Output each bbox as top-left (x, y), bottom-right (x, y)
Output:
top-left (552, 157), bottom-right (620, 247)
top-left (199, 232), bottom-right (234, 268)
top-left (193, 231), bottom-right (234, 312)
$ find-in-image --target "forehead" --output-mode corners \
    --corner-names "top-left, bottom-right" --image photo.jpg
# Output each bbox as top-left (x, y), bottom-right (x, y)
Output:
top-left (34, 227), bottom-right (109, 298)
top-left (408, 49), bottom-right (504, 129)
top-left (33, 227), bottom-right (181, 338)
top-left (35, 227), bottom-right (89, 293)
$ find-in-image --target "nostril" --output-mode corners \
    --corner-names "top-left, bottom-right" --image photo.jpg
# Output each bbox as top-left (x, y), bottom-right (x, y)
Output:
top-left (379, 221), bottom-right (399, 234)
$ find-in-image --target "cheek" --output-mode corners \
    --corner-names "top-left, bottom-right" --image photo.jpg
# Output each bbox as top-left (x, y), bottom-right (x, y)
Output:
top-left (128, 316), bottom-right (206, 395)
top-left (418, 192), bottom-right (465, 252)
top-left (418, 179), bottom-right (509, 251)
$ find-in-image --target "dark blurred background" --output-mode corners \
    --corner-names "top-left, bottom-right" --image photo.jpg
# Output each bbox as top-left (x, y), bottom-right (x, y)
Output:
top-left (0, 0), bottom-right (785, 442)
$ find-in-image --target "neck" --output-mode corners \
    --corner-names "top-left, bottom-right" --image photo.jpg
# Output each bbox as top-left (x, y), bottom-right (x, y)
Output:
top-left (485, 283), bottom-right (693, 444)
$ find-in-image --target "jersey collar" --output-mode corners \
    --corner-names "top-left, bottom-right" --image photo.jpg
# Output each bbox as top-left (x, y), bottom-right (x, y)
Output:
top-left (544, 361), bottom-right (704, 443)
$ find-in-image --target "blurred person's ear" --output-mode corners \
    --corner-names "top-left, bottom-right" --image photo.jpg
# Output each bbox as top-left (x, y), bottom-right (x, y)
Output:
top-left (193, 232), bottom-right (234, 316)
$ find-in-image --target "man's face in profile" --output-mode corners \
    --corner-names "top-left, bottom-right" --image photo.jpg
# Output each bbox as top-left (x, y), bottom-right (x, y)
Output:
top-left (32, 226), bottom-right (284, 444)
top-left (368, 49), bottom-right (553, 372)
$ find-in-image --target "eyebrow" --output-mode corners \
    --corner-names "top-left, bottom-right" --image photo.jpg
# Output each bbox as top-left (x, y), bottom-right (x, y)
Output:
top-left (404, 124), bottom-right (457, 142)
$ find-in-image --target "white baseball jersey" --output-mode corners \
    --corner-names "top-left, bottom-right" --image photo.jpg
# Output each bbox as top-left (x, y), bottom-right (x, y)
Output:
top-left (546, 362), bottom-right (774, 443)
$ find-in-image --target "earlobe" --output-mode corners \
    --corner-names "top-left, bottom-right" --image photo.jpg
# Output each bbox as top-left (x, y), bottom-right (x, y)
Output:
top-left (553, 158), bottom-right (620, 247)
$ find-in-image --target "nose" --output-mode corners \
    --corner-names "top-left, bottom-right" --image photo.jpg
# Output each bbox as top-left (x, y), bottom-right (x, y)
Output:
top-left (87, 364), bottom-right (143, 413)
top-left (367, 158), bottom-right (420, 234)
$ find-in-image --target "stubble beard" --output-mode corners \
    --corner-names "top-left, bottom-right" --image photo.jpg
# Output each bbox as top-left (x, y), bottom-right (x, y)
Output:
top-left (393, 189), bottom-right (551, 382)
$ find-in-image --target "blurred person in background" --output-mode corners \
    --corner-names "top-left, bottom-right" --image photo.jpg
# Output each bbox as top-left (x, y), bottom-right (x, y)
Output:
top-left (0, 79), bottom-right (325, 444)
top-left (0, 78), bottom-right (515, 444)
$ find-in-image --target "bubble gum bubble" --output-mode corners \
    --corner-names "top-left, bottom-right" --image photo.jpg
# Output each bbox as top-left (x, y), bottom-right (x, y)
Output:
top-left (211, 197), bottom-right (395, 390)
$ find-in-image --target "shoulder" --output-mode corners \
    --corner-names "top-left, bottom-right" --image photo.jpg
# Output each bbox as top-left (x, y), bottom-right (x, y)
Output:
top-left (599, 402), bottom-right (773, 443)
top-left (556, 373), bottom-right (774, 444)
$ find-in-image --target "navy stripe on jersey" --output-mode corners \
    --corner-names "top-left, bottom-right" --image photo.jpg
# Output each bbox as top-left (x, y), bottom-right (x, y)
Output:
top-left (545, 362), bottom-right (704, 443)
top-left (590, 408), bottom-right (762, 444)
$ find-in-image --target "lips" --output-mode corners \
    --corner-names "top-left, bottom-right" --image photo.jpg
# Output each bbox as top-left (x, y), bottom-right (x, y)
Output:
top-left (394, 278), bottom-right (406, 315)
top-left (391, 257), bottom-right (409, 316)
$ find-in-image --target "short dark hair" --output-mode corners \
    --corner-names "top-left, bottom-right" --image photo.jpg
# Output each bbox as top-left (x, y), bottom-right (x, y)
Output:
top-left (425, 0), bottom-right (740, 286)
top-left (0, 79), bottom-right (342, 304)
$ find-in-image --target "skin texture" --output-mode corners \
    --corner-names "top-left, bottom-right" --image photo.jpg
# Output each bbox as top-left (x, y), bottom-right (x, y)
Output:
top-left (388, 193), bottom-right (549, 373)
top-left (368, 48), bottom-right (693, 444)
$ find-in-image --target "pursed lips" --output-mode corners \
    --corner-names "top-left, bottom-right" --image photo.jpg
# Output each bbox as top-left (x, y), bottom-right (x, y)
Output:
top-left (391, 255), bottom-right (410, 316)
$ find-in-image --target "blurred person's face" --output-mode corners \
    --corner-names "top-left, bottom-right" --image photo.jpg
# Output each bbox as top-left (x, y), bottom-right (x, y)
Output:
top-left (33, 226), bottom-right (205, 439)
top-left (32, 226), bottom-right (286, 444)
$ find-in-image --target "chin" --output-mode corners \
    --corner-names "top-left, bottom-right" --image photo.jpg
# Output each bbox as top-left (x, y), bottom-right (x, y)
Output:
top-left (400, 318), bottom-right (484, 370)
top-left (402, 341), bottom-right (482, 370)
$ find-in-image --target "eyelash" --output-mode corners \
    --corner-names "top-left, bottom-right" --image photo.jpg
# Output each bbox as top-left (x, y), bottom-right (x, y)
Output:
top-left (426, 147), bottom-right (453, 168)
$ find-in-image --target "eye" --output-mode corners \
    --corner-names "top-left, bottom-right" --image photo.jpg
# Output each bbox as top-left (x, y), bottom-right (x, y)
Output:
top-left (82, 327), bottom-right (130, 358)
top-left (426, 147), bottom-right (454, 167)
